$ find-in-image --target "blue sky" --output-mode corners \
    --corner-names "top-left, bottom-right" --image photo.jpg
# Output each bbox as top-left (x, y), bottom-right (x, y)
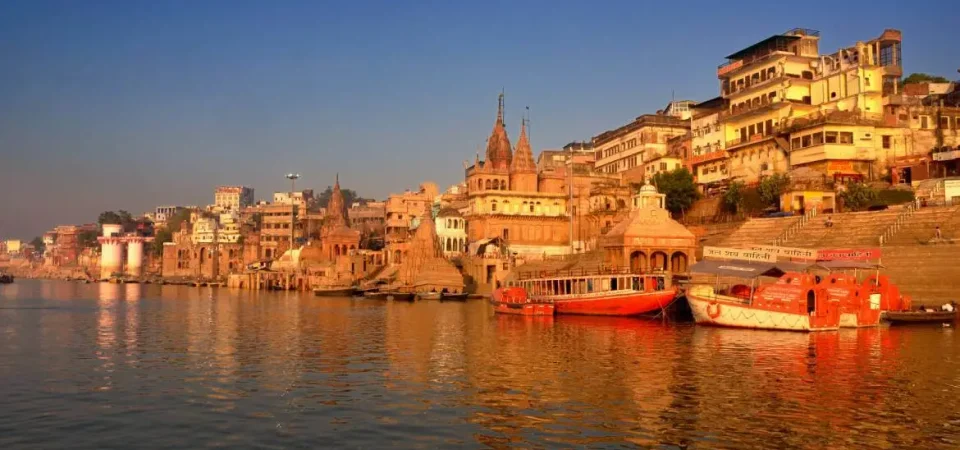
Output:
top-left (1, 0), bottom-right (957, 238)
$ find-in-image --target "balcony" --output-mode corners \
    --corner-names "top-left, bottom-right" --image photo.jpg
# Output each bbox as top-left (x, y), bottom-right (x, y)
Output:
top-left (720, 97), bottom-right (810, 121)
top-left (723, 73), bottom-right (809, 98)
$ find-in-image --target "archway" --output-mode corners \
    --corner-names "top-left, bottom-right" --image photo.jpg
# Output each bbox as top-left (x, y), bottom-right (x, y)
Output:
top-left (629, 251), bottom-right (648, 272)
top-left (670, 251), bottom-right (688, 273)
top-left (485, 179), bottom-right (491, 190)
top-left (492, 179), bottom-right (500, 190)
top-left (650, 251), bottom-right (668, 271)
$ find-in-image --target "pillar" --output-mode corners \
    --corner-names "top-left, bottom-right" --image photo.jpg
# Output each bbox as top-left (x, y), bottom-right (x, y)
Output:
top-left (98, 224), bottom-right (124, 279)
top-left (126, 238), bottom-right (144, 277)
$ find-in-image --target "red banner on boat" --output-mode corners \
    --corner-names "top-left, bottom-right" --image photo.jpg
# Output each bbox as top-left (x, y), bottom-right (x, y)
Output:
top-left (816, 248), bottom-right (882, 261)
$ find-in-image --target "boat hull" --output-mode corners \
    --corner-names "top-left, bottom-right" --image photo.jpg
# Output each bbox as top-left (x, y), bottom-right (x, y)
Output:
top-left (387, 292), bottom-right (416, 301)
top-left (418, 292), bottom-right (442, 300)
top-left (885, 310), bottom-right (959, 325)
top-left (314, 287), bottom-right (357, 297)
top-left (688, 293), bottom-right (837, 332)
top-left (494, 302), bottom-right (555, 316)
top-left (440, 293), bottom-right (469, 301)
top-left (551, 289), bottom-right (677, 316)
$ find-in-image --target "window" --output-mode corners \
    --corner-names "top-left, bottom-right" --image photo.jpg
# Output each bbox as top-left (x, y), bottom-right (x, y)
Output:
top-left (956, 117), bottom-right (960, 130)
top-left (882, 135), bottom-right (891, 149)
top-left (490, 201), bottom-right (497, 212)
top-left (941, 116), bottom-right (951, 129)
top-left (764, 119), bottom-right (774, 135)
top-left (920, 116), bottom-right (930, 129)
top-left (801, 135), bottom-right (811, 148)
top-left (812, 132), bottom-right (823, 146)
top-left (791, 137), bottom-right (801, 149)
top-left (825, 132), bottom-right (838, 144)
top-left (748, 124), bottom-right (756, 137)
top-left (660, 162), bottom-right (667, 171)
top-left (839, 132), bottom-right (854, 144)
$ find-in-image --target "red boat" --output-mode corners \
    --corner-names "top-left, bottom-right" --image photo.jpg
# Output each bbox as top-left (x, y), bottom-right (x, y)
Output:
top-left (506, 270), bottom-right (676, 316)
top-left (491, 287), bottom-right (555, 316)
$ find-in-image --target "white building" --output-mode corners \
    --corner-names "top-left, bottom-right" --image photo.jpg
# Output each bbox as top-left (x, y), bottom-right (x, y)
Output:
top-left (273, 189), bottom-right (315, 211)
top-left (436, 208), bottom-right (468, 258)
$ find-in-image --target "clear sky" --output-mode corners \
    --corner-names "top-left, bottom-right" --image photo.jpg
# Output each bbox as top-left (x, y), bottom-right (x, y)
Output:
top-left (1, 0), bottom-right (957, 239)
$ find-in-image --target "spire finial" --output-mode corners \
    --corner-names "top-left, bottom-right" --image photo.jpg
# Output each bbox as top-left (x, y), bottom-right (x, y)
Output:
top-left (496, 89), bottom-right (505, 126)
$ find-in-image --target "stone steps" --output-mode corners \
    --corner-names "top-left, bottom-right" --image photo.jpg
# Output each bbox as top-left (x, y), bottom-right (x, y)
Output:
top-left (881, 245), bottom-right (959, 304)
top-left (721, 217), bottom-right (797, 248)
top-left (886, 206), bottom-right (960, 246)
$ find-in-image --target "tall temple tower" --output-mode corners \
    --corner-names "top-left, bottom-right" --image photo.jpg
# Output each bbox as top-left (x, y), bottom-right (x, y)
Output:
top-left (485, 93), bottom-right (513, 172)
top-left (509, 119), bottom-right (538, 192)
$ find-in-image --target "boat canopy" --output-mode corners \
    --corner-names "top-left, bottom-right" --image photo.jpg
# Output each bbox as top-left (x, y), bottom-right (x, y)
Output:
top-left (689, 260), bottom-right (783, 278)
top-left (812, 260), bottom-right (883, 270)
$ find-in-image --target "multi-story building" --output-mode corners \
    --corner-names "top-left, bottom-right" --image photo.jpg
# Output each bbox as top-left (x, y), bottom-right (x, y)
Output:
top-left (257, 203), bottom-right (302, 260)
top-left (662, 100), bottom-right (696, 120)
top-left (782, 30), bottom-right (906, 183)
top-left (717, 28), bottom-right (822, 184)
top-left (536, 141), bottom-right (595, 173)
top-left (688, 97), bottom-right (729, 192)
top-left (592, 114), bottom-right (689, 175)
top-left (273, 190), bottom-right (315, 211)
top-left (214, 186), bottom-right (254, 212)
top-left (154, 206), bottom-right (185, 225)
top-left (436, 208), bottom-right (467, 258)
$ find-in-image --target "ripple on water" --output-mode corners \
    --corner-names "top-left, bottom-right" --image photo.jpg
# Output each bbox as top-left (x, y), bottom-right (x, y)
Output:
top-left (2, 280), bottom-right (960, 448)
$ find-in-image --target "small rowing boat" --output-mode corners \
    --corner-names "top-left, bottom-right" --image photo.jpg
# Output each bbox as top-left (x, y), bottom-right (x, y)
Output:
top-left (885, 310), bottom-right (959, 325)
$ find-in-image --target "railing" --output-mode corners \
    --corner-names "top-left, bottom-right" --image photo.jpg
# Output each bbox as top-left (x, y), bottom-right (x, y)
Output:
top-left (878, 204), bottom-right (917, 246)
top-left (772, 207), bottom-right (818, 246)
top-left (515, 266), bottom-right (665, 281)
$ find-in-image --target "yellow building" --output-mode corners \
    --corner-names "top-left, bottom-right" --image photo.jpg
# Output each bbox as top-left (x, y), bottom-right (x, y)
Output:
top-left (592, 114), bottom-right (689, 175)
top-left (688, 97), bottom-right (729, 192)
top-left (384, 183), bottom-right (437, 265)
top-left (718, 28), bottom-right (821, 184)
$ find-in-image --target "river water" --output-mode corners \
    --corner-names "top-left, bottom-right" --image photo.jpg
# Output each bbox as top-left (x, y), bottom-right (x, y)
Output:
top-left (1, 280), bottom-right (959, 449)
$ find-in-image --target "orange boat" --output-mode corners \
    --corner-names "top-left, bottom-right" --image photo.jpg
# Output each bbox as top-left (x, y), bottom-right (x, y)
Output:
top-left (687, 260), bottom-right (841, 331)
top-left (812, 259), bottom-right (911, 328)
top-left (491, 287), bottom-right (555, 316)
top-left (506, 270), bottom-right (677, 317)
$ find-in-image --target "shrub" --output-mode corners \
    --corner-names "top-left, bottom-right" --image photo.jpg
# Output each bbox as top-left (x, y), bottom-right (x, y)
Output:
top-left (876, 189), bottom-right (915, 206)
top-left (840, 182), bottom-right (878, 212)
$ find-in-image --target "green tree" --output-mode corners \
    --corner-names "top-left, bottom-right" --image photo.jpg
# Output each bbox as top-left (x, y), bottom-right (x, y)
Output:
top-left (758, 173), bottom-right (791, 209)
top-left (902, 73), bottom-right (950, 84)
top-left (839, 182), bottom-right (878, 212)
top-left (151, 209), bottom-right (192, 255)
top-left (722, 181), bottom-right (745, 214)
top-left (29, 236), bottom-right (45, 254)
top-left (78, 230), bottom-right (98, 248)
top-left (98, 210), bottom-right (136, 231)
top-left (651, 168), bottom-right (700, 216)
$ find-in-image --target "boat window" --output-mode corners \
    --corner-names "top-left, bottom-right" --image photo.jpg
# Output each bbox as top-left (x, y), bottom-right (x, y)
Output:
top-left (601, 278), bottom-right (610, 292)
top-left (657, 277), bottom-right (665, 291)
top-left (565, 280), bottom-right (572, 295)
top-left (611, 277), bottom-right (618, 291)
top-left (632, 277), bottom-right (640, 291)
top-left (807, 290), bottom-right (816, 314)
top-left (587, 278), bottom-right (594, 293)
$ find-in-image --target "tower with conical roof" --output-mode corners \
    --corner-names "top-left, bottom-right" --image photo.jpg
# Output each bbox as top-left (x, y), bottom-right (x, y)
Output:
top-left (510, 119), bottom-right (538, 192)
top-left (484, 92), bottom-right (513, 172)
top-left (325, 173), bottom-right (348, 229)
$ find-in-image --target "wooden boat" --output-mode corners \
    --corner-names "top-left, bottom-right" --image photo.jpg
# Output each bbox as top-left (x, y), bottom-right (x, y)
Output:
top-left (441, 292), bottom-right (469, 301)
top-left (313, 286), bottom-right (357, 297)
top-left (885, 310), bottom-right (959, 325)
top-left (363, 291), bottom-right (389, 299)
top-left (506, 270), bottom-right (676, 316)
top-left (0, 274), bottom-right (14, 284)
top-left (386, 292), bottom-right (416, 301)
top-left (491, 287), bottom-right (554, 316)
top-left (417, 292), bottom-right (442, 300)
top-left (687, 260), bottom-right (840, 332)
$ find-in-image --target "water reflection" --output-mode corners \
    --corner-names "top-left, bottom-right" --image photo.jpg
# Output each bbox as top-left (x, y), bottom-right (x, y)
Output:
top-left (1, 280), bottom-right (959, 449)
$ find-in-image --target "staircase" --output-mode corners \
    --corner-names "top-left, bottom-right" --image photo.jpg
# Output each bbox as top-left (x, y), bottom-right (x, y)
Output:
top-left (780, 209), bottom-right (901, 248)
top-left (721, 216), bottom-right (799, 248)
top-left (773, 207), bottom-right (818, 246)
top-left (882, 245), bottom-right (959, 304)
top-left (882, 205), bottom-right (960, 246)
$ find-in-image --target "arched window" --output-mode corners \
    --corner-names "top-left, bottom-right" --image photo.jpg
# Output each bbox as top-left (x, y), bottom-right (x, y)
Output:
top-left (446, 238), bottom-right (452, 252)
top-left (492, 179), bottom-right (499, 190)
top-left (485, 179), bottom-right (491, 190)
top-left (491, 201), bottom-right (498, 212)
